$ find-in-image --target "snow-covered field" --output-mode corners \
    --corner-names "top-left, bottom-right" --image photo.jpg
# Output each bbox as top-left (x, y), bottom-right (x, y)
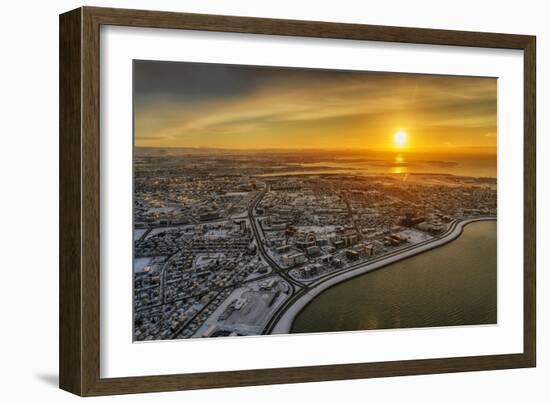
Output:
top-left (295, 225), bottom-right (337, 234)
top-left (133, 257), bottom-right (153, 273)
top-left (133, 229), bottom-right (148, 241)
top-left (133, 256), bottom-right (166, 273)
top-left (245, 267), bottom-right (273, 281)
top-left (193, 279), bottom-right (288, 337)
top-left (398, 228), bottom-right (433, 244)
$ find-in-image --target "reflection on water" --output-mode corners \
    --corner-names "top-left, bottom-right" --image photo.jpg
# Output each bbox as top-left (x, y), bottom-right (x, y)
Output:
top-left (260, 151), bottom-right (496, 178)
top-left (390, 166), bottom-right (407, 174)
top-left (391, 153), bottom-right (408, 174)
top-left (291, 220), bottom-right (497, 334)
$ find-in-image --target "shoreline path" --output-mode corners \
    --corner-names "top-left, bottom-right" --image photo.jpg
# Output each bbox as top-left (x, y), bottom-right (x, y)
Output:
top-left (266, 216), bottom-right (496, 335)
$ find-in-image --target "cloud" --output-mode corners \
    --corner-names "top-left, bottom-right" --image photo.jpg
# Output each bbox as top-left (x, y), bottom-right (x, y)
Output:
top-left (134, 62), bottom-right (497, 151)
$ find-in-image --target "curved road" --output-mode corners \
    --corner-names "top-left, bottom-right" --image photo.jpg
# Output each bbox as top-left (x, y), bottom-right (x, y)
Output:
top-left (248, 188), bottom-right (306, 293)
top-left (247, 185), bottom-right (495, 335)
top-left (264, 216), bottom-right (496, 334)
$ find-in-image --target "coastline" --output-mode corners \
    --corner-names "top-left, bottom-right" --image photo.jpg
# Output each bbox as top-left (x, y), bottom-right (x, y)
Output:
top-left (271, 216), bottom-right (496, 334)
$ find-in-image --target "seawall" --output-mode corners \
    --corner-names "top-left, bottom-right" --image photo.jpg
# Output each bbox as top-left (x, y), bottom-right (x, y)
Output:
top-left (271, 217), bottom-right (496, 334)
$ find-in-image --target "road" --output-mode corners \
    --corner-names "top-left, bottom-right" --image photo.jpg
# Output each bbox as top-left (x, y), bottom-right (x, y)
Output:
top-left (247, 187), bottom-right (306, 292)
top-left (342, 193), bottom-right (362, 240)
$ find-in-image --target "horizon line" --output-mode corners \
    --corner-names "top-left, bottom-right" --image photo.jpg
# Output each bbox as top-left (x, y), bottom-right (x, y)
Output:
top-left (135, 145), bottom-right (497, 153)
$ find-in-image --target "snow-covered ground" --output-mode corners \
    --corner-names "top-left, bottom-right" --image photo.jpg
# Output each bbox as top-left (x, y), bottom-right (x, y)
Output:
top-left (133, 256), bottom-right (166, 273)
top-left (193, 279), bottom-right (289, 337)
top-left (145, 206), bottom-right (177, 214)
top-left (133, 229), bottom-right (148, 241)
top-left (398, 228), bottom-right (433, 244)
top-left (295, 225), bottom-right (337, 234)
top-left (194, 253), bottom-right (226, 270)
top-left (244, 267), bottom-right (273, 281)
top-left (133, 257), bottom-right (153, 273)
top-left (205, 229), bottom-right (231, 237)
top-left (148, 224), bottom-right (195, 237)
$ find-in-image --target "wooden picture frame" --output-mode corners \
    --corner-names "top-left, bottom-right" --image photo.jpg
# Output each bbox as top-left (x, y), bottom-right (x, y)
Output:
top-left (59, 6), bottom-right (536, 396)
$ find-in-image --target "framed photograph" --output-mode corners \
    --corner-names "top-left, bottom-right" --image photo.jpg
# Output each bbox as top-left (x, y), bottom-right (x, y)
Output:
top-left (59, 6), bottom-right (536, 396)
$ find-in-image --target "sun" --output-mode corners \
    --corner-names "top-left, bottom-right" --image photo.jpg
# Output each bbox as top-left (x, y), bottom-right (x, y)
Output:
top-left (394, 130), bottom-right (408, 148)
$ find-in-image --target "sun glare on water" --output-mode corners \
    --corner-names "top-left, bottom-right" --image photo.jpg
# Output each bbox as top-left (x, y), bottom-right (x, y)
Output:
top-left (394, 130), bottom-right (408, 148)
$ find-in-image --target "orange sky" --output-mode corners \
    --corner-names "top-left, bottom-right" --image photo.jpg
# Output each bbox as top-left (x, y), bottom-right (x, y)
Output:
top-left (134, 61), bottom-right (497, 154)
